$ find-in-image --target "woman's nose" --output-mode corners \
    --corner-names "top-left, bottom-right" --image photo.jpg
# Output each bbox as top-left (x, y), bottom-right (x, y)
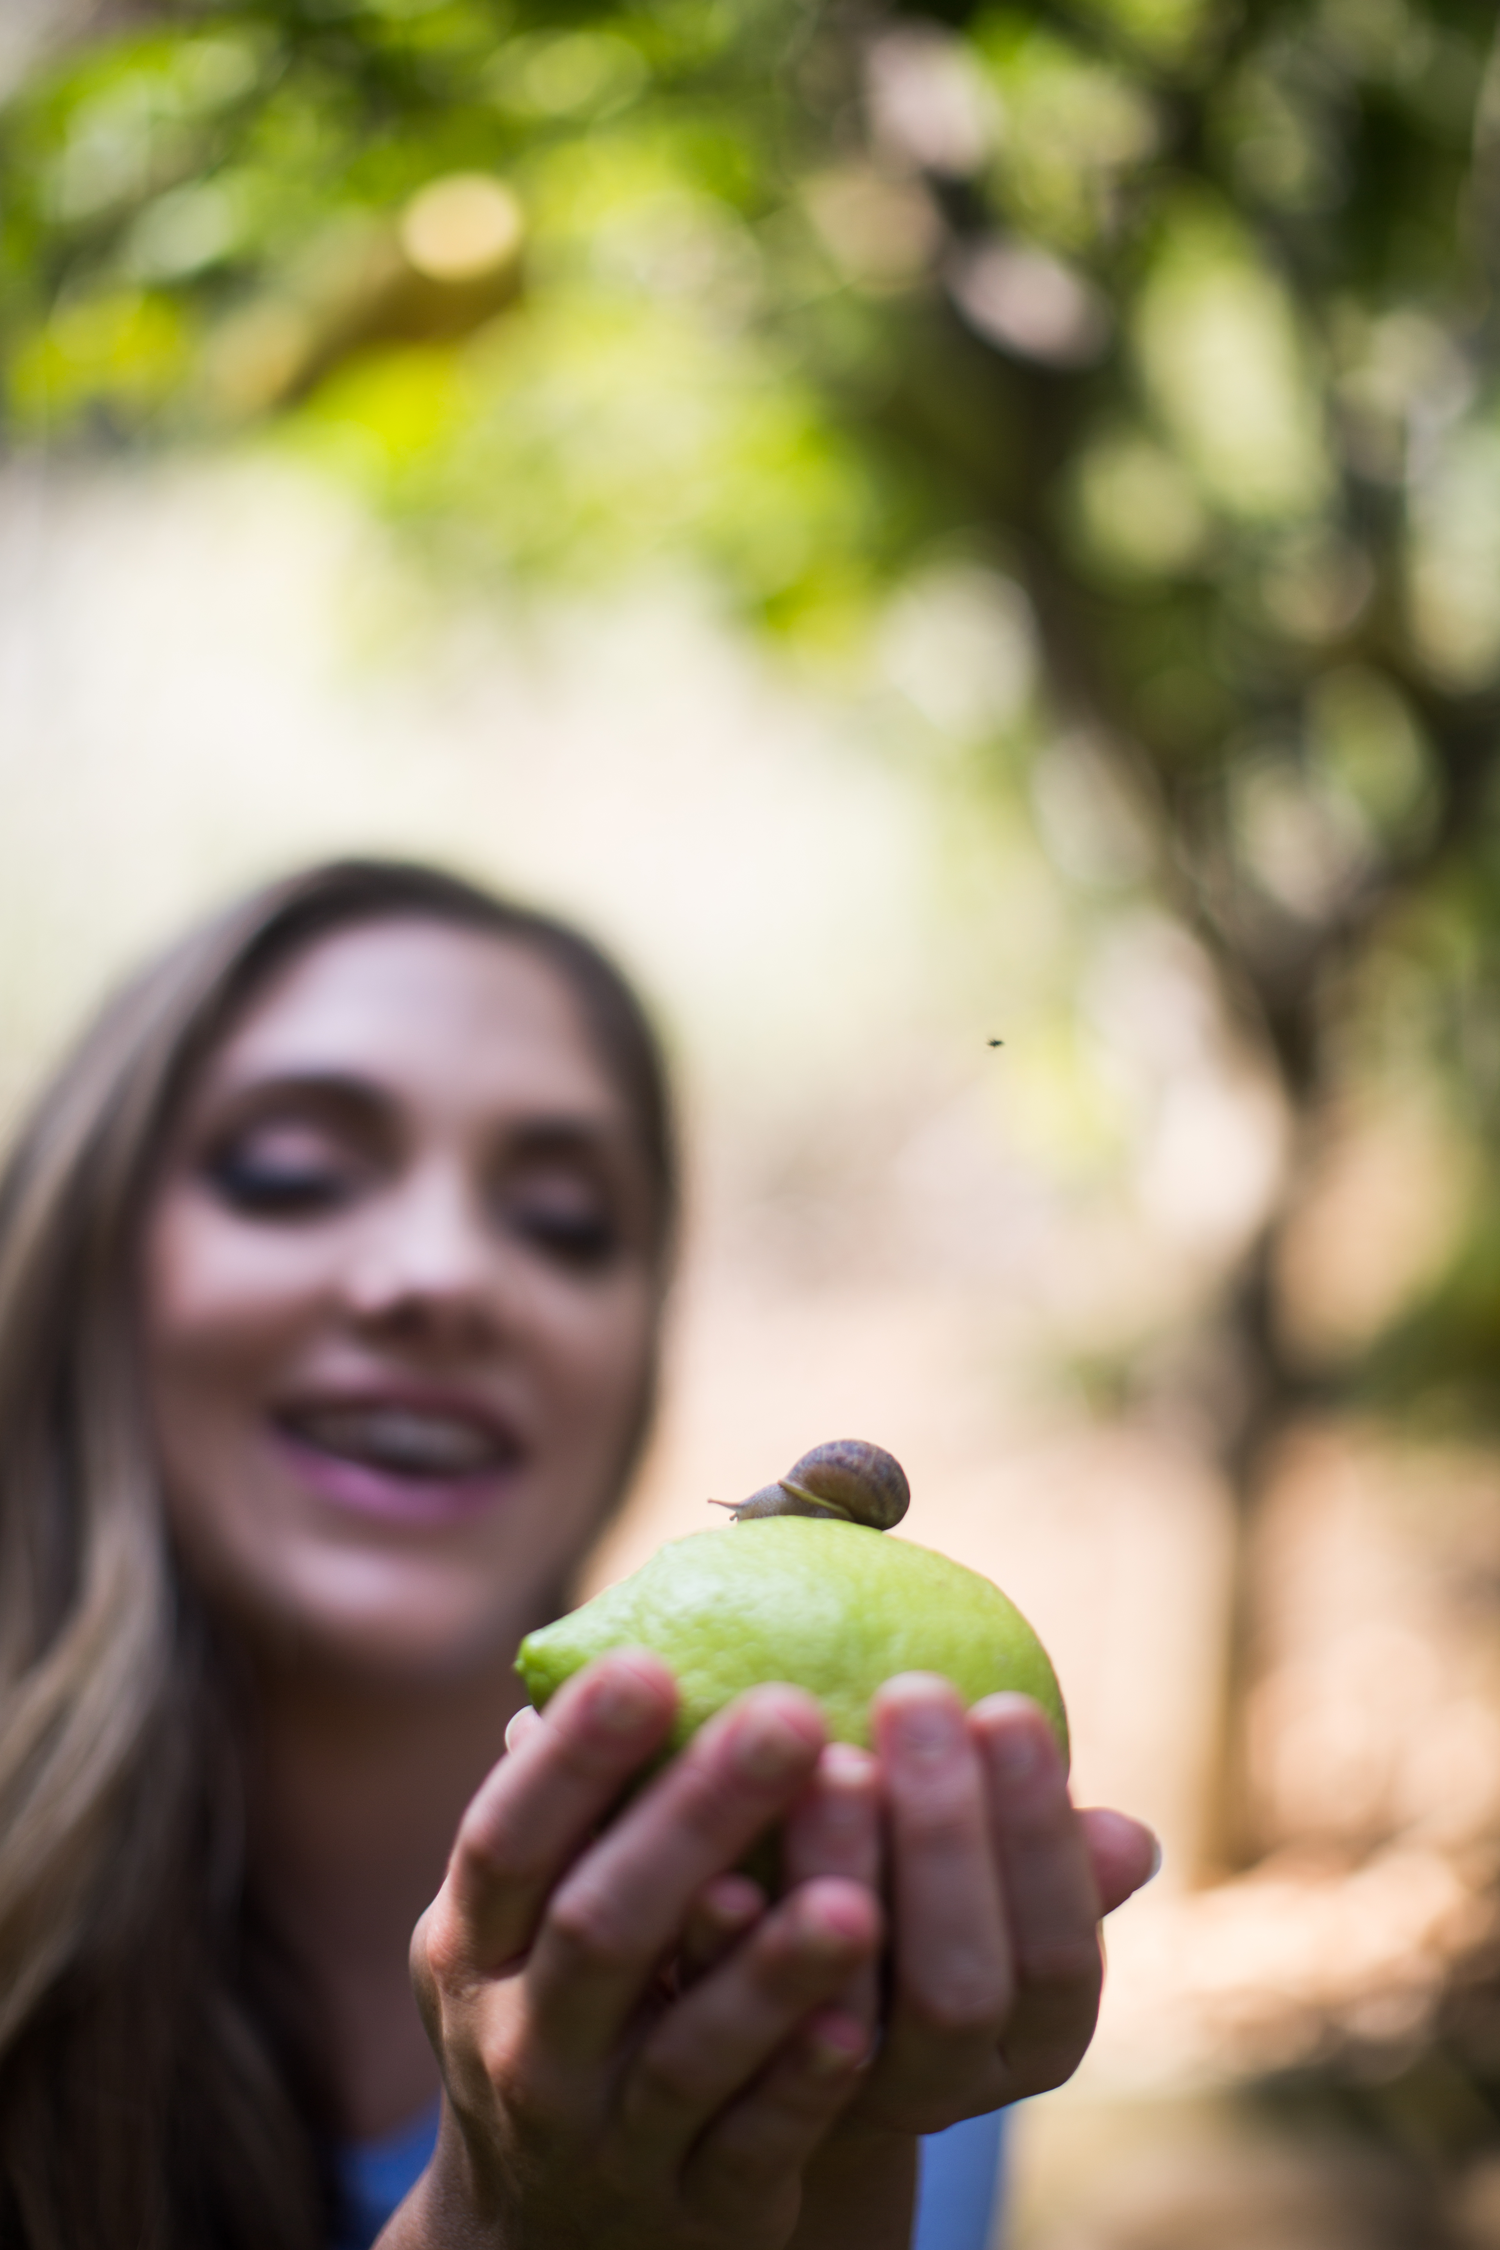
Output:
top-left (341, 1168), bottom-right (505, 1349)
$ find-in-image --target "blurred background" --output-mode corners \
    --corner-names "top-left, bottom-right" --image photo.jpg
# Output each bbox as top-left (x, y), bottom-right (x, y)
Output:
top-left (6, 0), bottom-right (1500, 2237)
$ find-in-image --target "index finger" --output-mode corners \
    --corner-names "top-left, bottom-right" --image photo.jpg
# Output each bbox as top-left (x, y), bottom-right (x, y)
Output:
top-left (447, 1650), bottom-right (678, 1972)
top-left (869, 1674), bottom-right (1013, 2114)
top-left (969, 1693), bottom-right (1104, 2096)
top-left (525, 1684), bottom-right (828, 2067)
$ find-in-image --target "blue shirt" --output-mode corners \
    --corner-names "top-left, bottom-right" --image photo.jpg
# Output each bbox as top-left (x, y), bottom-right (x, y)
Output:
top-left (334, 2103), bottom-right (1006, 2250)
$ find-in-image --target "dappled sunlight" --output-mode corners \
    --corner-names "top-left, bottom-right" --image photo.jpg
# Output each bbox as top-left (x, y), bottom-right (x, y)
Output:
top-left (1096, 1840), bottom-right (1492, 2088)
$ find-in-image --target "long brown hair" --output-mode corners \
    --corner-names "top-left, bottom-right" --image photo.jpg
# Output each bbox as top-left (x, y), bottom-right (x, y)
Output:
top-left (0, 861), bottom-right (676, 2249)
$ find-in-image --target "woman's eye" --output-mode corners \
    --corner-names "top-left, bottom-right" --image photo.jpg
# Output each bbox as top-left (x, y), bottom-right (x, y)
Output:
top-left (205, 1136), bottom-right (356, 1217)
top-left (509, 1195), bottom-right (618, 1270)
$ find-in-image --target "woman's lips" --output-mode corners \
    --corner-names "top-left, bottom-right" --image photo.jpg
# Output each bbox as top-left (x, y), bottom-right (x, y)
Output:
top-left (270, 1397), bottom-right (524, 1526)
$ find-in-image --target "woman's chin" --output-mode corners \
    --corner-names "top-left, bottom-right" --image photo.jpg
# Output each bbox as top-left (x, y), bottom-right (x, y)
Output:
top-left (213, 1547), bottom-right (534, 1692)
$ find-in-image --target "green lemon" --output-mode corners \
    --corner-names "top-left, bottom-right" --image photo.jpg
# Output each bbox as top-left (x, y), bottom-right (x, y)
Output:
top-left (516, 1516), bottom-right (1068, 1765)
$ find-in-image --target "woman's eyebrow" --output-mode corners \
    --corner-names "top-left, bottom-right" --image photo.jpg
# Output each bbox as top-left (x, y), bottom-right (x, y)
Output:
top-left (503, 1116), bottom-right (631, 1162)
top-left (207, 1082), bottom-right (628, 1150)
top-left (205, 1069), bottom-right (393, 1124)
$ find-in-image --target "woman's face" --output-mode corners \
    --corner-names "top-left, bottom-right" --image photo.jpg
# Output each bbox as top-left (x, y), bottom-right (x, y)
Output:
top-left (143, 917), bottom-right (661, 1681)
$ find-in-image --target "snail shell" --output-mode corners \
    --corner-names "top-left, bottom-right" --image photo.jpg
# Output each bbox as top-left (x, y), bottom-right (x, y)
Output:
top-left (722, 1438), bottom-right (910, 1531)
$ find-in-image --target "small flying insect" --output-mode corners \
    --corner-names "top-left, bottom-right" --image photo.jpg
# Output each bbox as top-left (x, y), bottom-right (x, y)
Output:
top-left (988, 1038), bottom-right (1004, 1047)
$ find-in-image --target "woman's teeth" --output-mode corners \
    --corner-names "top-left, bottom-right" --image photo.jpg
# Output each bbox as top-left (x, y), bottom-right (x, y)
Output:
top-left (286, 1406), bottom-right (508, 1477)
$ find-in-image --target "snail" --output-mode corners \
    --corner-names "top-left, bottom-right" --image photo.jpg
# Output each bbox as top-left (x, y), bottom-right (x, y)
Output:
top-left (713, 1437), bottom-right (910, 1531)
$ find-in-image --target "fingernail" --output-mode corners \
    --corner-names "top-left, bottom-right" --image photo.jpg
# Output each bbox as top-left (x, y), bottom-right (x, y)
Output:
top-left (804, 1887), bottom-right (873, 1947)
top-left (735, 1708), bottom-right (811, 1782)
top-left (803, 2014), bottom-right (867, 2078)
top-left (591, 1668), bottom-right (661, 1735)
top-left (703, 1873), bottom-right (764, 1926)
top-left (986, 1722), bottom-right (1042, 1784)
top-left (814, 1745), bottom-right (876, 1826)
top-left (890, 1700), bottom-right (962, 1762)
top-left (821, 1744), bottom-right (875, 1787)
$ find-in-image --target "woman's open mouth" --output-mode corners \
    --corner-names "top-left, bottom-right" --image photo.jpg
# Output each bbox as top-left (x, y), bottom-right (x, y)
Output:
top-left (272, 1396), bottom-right (524, 1523)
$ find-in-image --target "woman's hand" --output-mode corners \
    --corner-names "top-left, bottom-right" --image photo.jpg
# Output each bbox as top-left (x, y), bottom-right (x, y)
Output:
top-left (390, 1650), bottom-right (885, 2250)
top-left (676, 1671), bottom-right (1158, 2250)
top-left (793, 1676), bottom-right (1156, 2148)
top-left (779, 1676), bottom-right (1155, 2250)
top-left (386, 1655), bottom-right (1156, 2250)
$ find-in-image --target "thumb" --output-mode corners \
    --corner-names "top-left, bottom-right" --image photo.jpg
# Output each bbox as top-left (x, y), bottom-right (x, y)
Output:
top-left (1079, 1808), bottom-right (1161, 1917)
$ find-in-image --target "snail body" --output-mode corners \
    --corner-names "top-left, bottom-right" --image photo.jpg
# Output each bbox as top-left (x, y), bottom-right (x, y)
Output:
top-left (725, 1439), bottom-right (910, 1530)
top-left (518, 1437), bottom-right (1067, 1763)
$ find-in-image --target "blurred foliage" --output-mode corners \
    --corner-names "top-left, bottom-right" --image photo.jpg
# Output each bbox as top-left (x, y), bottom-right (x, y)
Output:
top-left (8, 6), bottom-right (1500, 1505)
top-left (0, 0), bottom-right (935, 636)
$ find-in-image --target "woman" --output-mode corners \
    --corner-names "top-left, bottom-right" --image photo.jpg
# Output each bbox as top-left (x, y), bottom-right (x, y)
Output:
top-left (0, 859), bottom-right (1154, 2250)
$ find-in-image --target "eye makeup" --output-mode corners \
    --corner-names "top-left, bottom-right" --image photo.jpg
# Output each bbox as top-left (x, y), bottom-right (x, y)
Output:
top-left (205, 1122), bottom-right (363, 1219)
top-left (502, 1175), bottom-right (619, 1271)
top-left (188, 1074), bottom-right (650, 1266)
top-left (195, 1074), bottom-right (390, 1223)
